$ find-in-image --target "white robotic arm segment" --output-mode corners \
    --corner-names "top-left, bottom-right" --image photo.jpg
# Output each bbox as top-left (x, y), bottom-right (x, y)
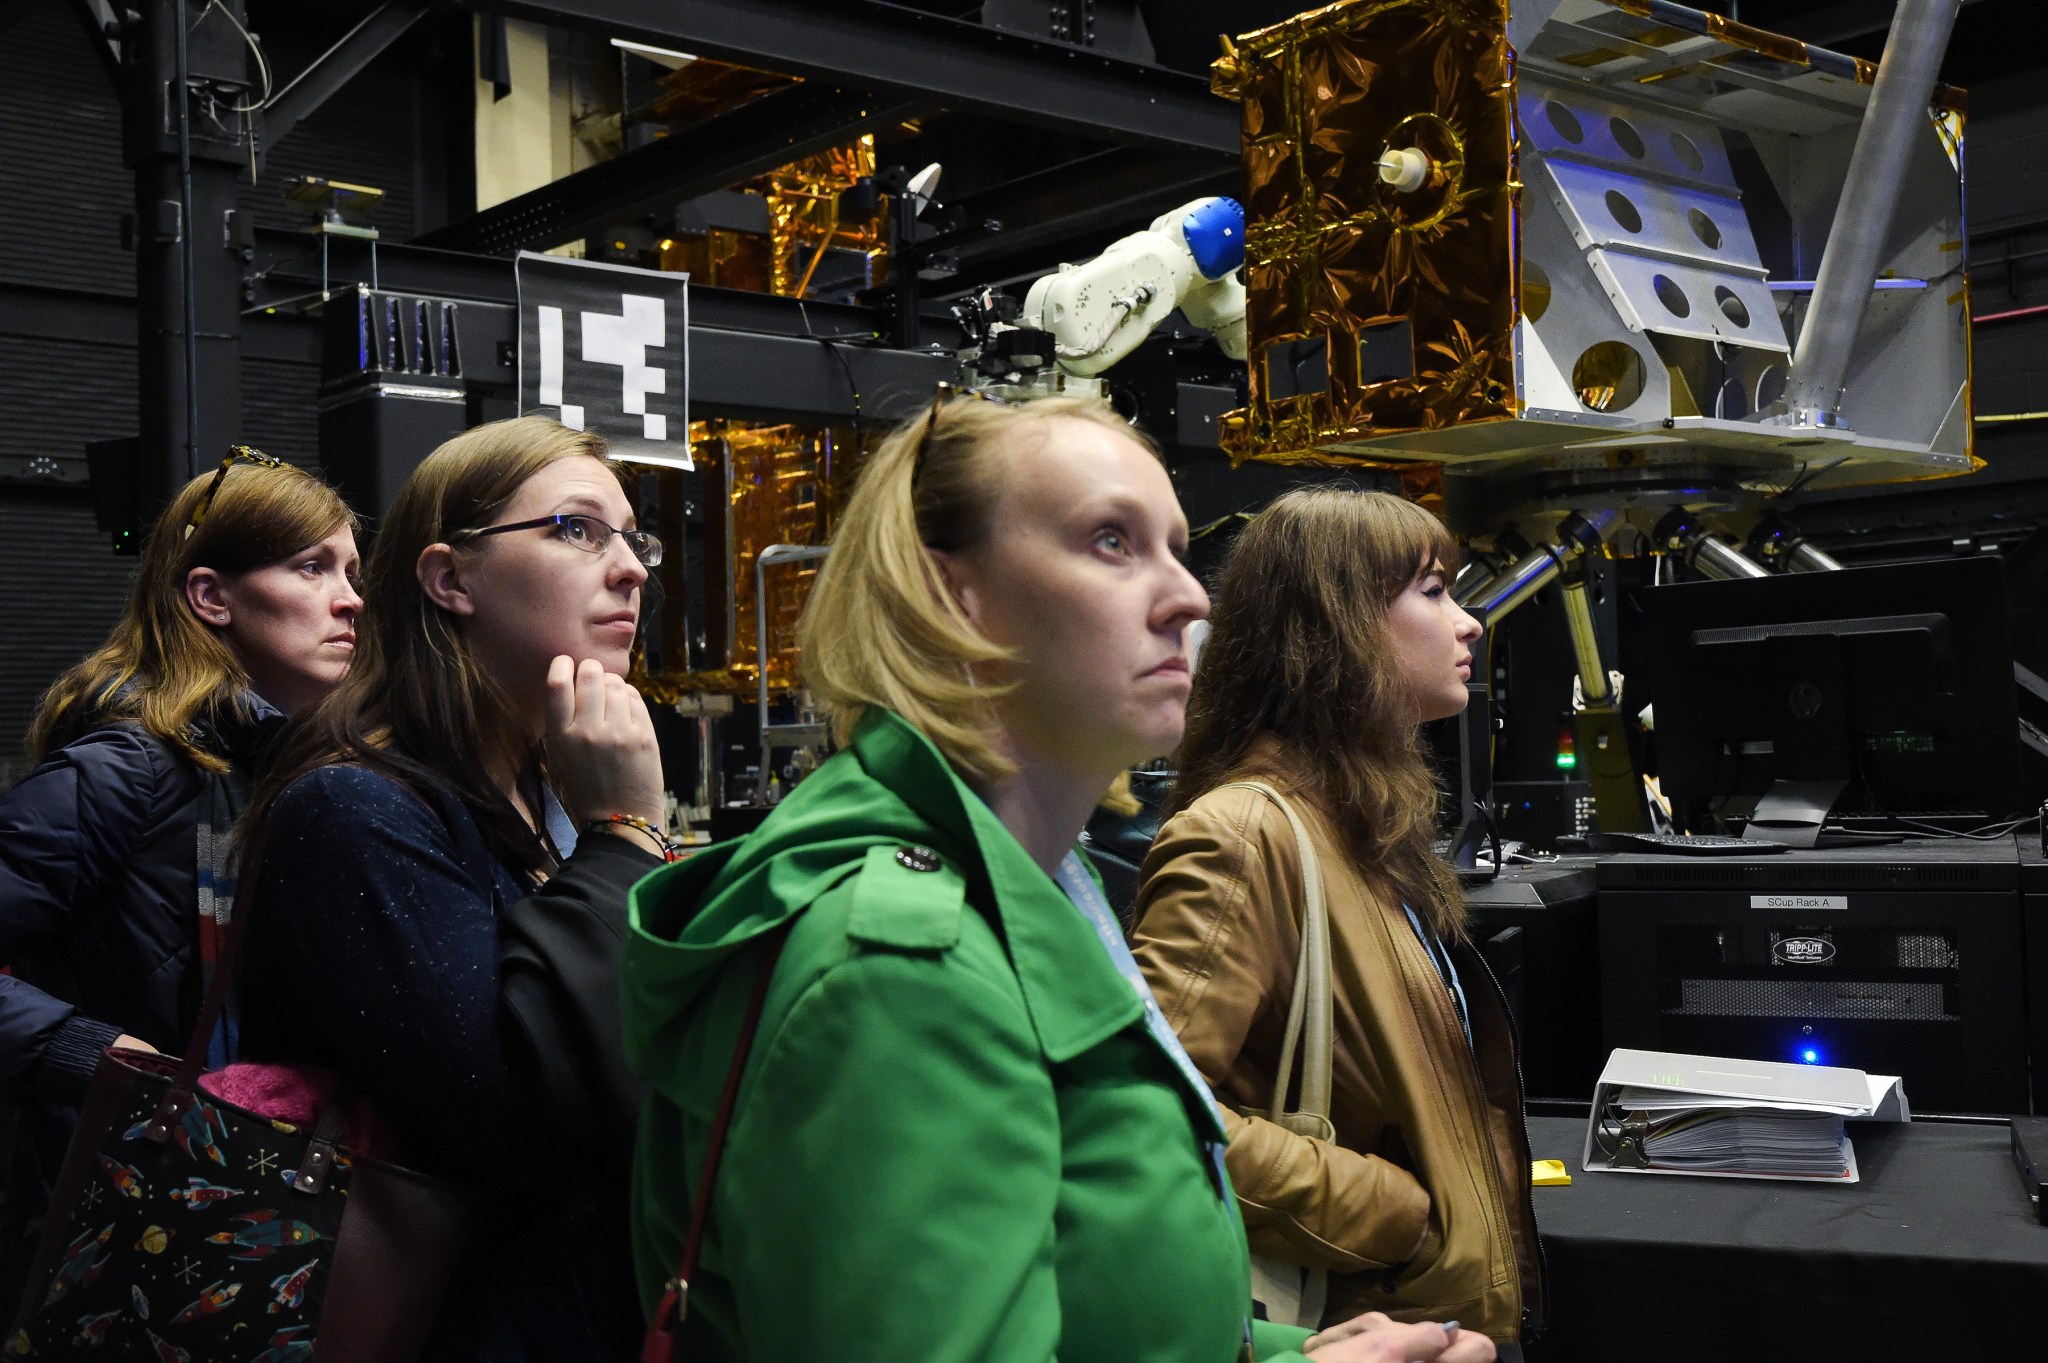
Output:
top-left (1023, 197), bottom-right (1248, 377)
top-left (1180, 273), bottom-right (1247, 362)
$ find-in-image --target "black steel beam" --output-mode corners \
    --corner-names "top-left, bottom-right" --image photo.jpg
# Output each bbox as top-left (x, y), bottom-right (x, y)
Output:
top-left (689, 326), bottom-right (950, 426)
top-left (247, 225), bottom-right (886, 338)
top-left (475, 0), bottom-right (1238, 154)
top-left (242, 231), bottom-right (943, 424)
top-left (261, 0), bottom-right (440, 153)
top-left (0, 282), bottom-right (315, 364)
top-left (70, 0), bottom-right (124, 80)
top-left (415, 82), bottom-right (921, 256)
top-left (314, 290), bottom-right (945, 426)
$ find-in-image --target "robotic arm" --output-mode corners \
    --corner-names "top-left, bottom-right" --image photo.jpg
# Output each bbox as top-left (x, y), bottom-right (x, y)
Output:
top-left (1021, 197), bottom-right (1248, 376)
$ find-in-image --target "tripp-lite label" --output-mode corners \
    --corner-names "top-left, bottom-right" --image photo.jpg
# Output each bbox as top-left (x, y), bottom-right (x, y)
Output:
top-left (1750, 894), bottom-right (1848, 911)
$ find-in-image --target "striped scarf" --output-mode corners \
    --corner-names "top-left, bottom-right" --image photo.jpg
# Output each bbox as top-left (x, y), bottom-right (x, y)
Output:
top-left (193, 770), bottom-right (244, 1070)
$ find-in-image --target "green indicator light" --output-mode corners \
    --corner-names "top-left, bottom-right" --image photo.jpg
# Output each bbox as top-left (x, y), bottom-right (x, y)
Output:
top-left (1556, 752), bottom-right (1577, 770)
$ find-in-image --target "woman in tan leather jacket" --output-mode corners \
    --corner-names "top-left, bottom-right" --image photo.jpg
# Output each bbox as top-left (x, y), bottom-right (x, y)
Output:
top-left (1131, 488), bottom-right (1542, 1354)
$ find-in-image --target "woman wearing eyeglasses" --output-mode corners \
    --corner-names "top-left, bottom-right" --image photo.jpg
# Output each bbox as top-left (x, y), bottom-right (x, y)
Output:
top-left (0, 453), bottom-right (359, 1304)
top-left (234, 416), bottom-right (667, 1361)
top-left (625, 394), bottom-right (1491, 1363)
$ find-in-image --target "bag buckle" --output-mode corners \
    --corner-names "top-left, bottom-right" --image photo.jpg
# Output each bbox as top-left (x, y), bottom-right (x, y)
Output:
top-left (641, 1278), bottom-right (687, 1363)
top-left (291, 1139), bottom-right (337, 1195)
top-left (143, 1090), bottom-right (191, 1145)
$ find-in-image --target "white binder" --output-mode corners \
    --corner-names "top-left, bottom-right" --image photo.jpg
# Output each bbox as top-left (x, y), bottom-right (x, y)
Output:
top-left (1581, 1049), bottom-right (1910, 1184)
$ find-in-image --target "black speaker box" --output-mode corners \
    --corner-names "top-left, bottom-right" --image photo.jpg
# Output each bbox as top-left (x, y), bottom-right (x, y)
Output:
top-left (1598, 839), bottom-right (2027, 1114)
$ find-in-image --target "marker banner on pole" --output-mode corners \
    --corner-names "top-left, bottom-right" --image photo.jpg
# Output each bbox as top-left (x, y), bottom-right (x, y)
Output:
top-left (516, 252), bottom-right (692, 469)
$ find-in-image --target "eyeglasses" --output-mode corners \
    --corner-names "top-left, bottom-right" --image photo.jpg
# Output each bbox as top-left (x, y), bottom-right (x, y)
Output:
top-left (454, 513), bottom-right (663, 567)
top-left (911, 381), bottom-right (1010, 489)
top-left (185, 445), bottom-right (285, 539)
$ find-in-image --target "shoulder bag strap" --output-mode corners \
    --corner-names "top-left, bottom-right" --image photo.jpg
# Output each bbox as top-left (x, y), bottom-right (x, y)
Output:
top-left (1218, 781), bottom-right (1333, 1129)
top-left (642, 924), bottom-right (791, 1363)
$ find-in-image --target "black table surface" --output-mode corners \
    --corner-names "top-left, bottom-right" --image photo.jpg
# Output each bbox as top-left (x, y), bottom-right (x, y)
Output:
top-left (1523, 1114), bottom-right (2048, 1360)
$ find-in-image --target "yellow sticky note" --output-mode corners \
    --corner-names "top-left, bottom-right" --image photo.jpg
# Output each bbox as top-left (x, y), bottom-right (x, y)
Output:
top-left (1531, 1159), bottom-right (1572, 1187)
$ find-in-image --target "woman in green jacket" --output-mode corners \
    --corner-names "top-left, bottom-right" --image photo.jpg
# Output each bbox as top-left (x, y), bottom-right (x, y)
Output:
top-left (625, 392), bottom-right (1493, 1363)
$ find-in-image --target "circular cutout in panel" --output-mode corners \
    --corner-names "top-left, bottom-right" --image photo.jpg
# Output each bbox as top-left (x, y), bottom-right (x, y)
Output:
top-left (1715, 285), bottom-right (1751, 328)
top-left (1755, 364), bottom-right (1788, 412)
top-left (1605, 190), bottom-right (1643, 234)
top-left (1571, 341), bottom-right (1647, 413)
top-left (1547, 101), bottom-right (1585, 144)
top-left (1717, 378), bottom-right (1750, 420)
top-left (1687, 208), bottom-right (1723, 251)
top-left (1671, 132), bottom-right (1705, 173)
top-left (1653, 275), bottom-right (1691, 318)
top-left (1522, 260), bottom-right (1552, 324)
top-left (1610, 117), bottom-right (1646, 159)
top-left (1375, 113), bottom-right (1465, 232)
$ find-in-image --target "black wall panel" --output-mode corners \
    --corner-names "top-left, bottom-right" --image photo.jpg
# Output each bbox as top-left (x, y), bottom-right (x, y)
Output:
top-left (0, 6), bottom-right (135, 299)
top-left (239, 355), bottom-right (322, 468)
top-left (0, 495), bottom-right (137, 783)
top-left (0, 335), bottom-right (140, 475)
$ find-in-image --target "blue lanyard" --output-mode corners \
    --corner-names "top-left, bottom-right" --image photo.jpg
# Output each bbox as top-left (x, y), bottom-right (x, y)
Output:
top-left (1052, 853), bottom-right (1245, 1210)
top-left (1055, 853), bottom-right (1256, 1362)
top-left (1404, 901), bottom-right (1473, 1053)
top-left (1054, 854), bottom-right (1227, 1151)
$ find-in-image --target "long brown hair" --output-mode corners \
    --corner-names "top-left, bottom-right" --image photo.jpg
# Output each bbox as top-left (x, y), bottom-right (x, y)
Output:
top-left (1173, 488), bottom-right (1466, 939)
top-left (28, 462), bottom-right (356, 772)
top-left (245, 417), bottom-right (615, 875)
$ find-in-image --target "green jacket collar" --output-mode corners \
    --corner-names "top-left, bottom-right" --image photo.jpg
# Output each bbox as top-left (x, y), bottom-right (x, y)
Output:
top-left (846, 711), bottom-right (1145, 1066)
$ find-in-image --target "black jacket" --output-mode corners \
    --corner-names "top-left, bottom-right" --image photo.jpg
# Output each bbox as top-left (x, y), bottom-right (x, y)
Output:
top-left (0, 697), bottom-right (285, 1301)
top-left (238, 763), bottom-right (656, 1363)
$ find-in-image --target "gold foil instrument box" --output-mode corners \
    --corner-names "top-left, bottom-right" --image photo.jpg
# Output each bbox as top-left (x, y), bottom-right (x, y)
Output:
top-left (1214, 0), bottom-right (1973, 523)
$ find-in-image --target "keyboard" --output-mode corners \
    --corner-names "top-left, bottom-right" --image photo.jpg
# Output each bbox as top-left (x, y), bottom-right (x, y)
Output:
top-left (1587, 832), bottom-right (1789, 856)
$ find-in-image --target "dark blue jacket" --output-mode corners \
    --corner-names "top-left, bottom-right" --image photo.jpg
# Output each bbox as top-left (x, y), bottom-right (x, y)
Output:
top-left (239, 763), bottom-right (655, 1363)
top-left (0, 698), bottom-right (284, 1300)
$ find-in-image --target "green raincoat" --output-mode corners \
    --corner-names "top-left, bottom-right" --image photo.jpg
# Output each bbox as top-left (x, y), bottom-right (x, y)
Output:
top-left (625, 709), bottom-right (1318, 1363)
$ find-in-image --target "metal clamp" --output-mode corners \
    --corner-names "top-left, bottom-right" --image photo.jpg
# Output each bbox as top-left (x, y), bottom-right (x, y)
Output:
top-left (1594, 1109), bottom-right (1652, 1169)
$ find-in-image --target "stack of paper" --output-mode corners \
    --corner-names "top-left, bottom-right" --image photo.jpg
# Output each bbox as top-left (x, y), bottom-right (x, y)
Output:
top-left (1614, 1100), bottom-right (1852, 1178)
top-left (1582, 1050), bottom-right (1911, 1184)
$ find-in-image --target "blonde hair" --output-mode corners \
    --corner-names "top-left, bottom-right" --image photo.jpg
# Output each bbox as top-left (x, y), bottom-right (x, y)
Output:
top-left (29, 461), bottom-right (356, 772)
top-left (799, 392), bottom-right (1154, 785)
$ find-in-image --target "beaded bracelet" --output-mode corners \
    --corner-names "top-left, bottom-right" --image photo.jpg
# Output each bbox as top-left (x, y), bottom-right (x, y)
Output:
top-left (588, 813), bottom-right (685, 863)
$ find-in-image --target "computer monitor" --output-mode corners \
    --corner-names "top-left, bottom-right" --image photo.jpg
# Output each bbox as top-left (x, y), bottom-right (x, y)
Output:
top-left (1627, 555), bottom-right (2021, 842)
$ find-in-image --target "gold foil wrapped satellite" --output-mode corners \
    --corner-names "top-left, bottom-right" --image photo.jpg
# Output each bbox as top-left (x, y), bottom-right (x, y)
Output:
top-left (1216, 0), bottom-right (1974, 523)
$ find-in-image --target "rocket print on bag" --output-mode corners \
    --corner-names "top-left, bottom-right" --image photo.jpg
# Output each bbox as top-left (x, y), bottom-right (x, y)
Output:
top-left (172, 1100), bottom-right (232, 1166)
top-left (168, 1178), bottom-right (244, 1210)
top-left (146, 1328), bottom-right (191, 1363)
top-left (42, 1224), bottom-right (114, 1306)
top-left (98, 1157), bottom-right (147, 1199)
top-left (249, 1326), bottom-right (314, 1363)
top-left (207, 1210), bottom-right (322, 1261)
top-left (121, 1097), bottom-right (233, 1168)
top-left (268, 1261), bottom-right (316, 1314)
top-left (171, 1281), bottom-right (242, 1324)
top-left (71, 1311), bottom-right (120, 1347)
